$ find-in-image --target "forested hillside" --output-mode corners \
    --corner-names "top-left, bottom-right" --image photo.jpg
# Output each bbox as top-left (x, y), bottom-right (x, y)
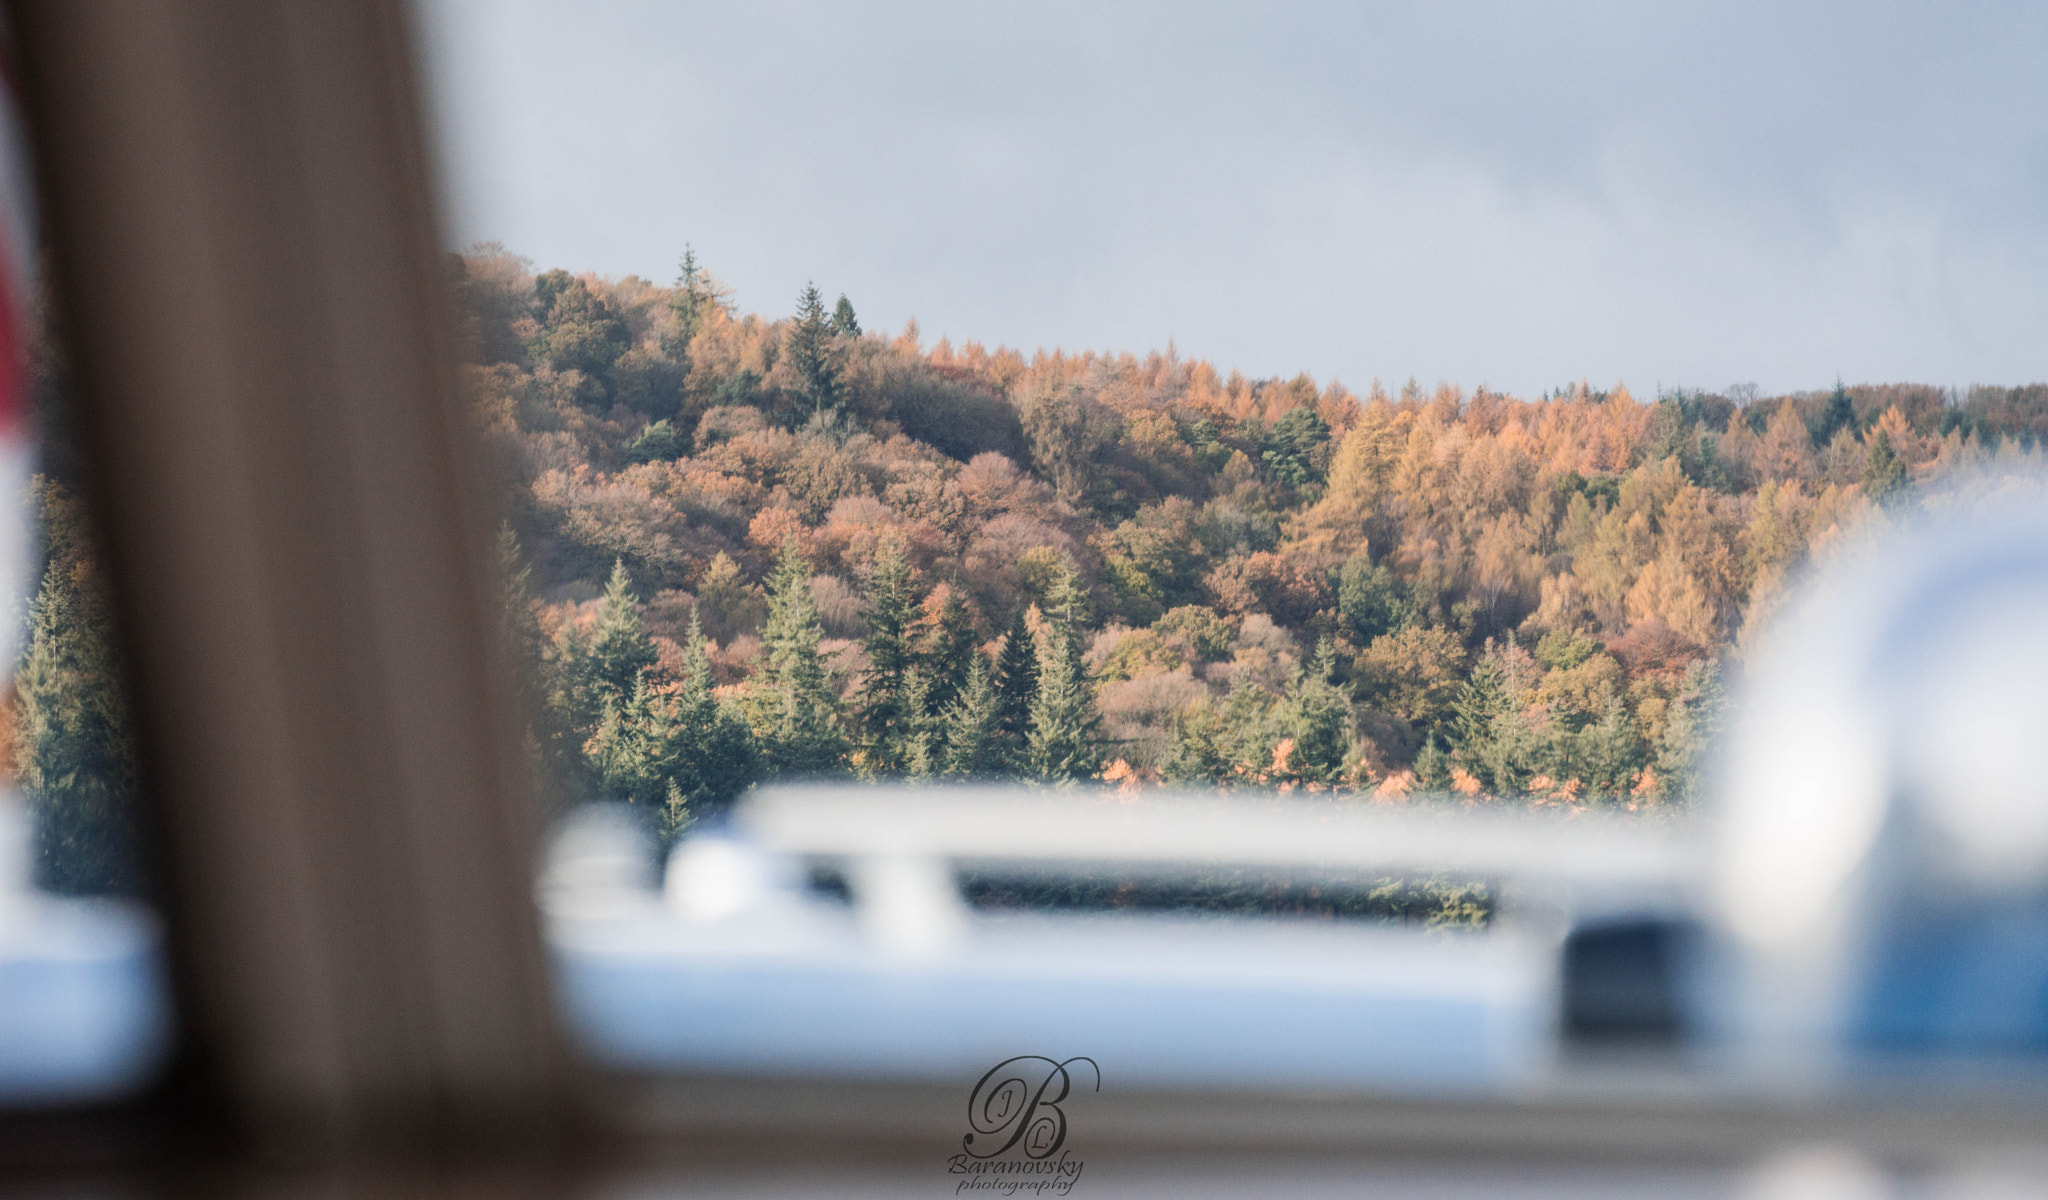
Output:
top-left (17, 244), bottom-right (2048, 890)
top-left (455, 244), bottom-right (2048, 838)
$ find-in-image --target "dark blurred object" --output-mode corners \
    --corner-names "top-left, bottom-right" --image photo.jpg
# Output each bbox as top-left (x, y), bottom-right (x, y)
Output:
top-left (8, 0), bottom-right (567, 1167)
top-left (1562, 918), bottom-right (1697, 1045)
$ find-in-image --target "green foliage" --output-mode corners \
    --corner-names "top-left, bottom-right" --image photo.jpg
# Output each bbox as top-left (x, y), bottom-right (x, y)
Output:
top-left (1025, 557), bottom-right (1104, 781)
top-left (1863, 428), bottom-right (1907, 506)
top-left (1260, 406), bottom-right (1330, 489)
top-left (744, 537), bottom-right (848, 776)
top-left (1281, 640), bottom-right (1352, 785)
top-left (1098, 499), bottom-right (1205, 626)
top-left (852, 539), bottom-right (917, 776)
top-left (662, 245), bottom-right (722, 361)
top-left (575, 559), bottom-right (658, 723)
top-left (586, 617), bottom-right (758, 846)
top-left (831, 294), bottom-right (860, 337)
top-left (918, 586), bottom-right (980, 719)
top-left (1152, 604), bottom-right (1236, 662)
top-left (530, 270), bottom-right (632, 392)
top-left (1533, 627), bottom-right (1600, 672)
top-left (1018, 380), bottom-right (1122, 511)
top-left (624, 418), bottom-right (685, 464)
top-left (1337, 552), bottom-right (1415, 643)
top-left (940, 654), bottom-right (1006, 778)
top-left (1654, 659), bottom-right (1725, 804)
top-left (785, 282), bottom-right (841, 419)
top-left (16, 550), bottom-right (139, 895)
top-left (1810, 380), bottom-right (1856, 445)
top-left (992, 609), bottom-right (1039, 768)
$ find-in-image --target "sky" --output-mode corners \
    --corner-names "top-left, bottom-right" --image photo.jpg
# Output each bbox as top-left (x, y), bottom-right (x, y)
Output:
top-left (415, 0), bottom-right (2048, 400)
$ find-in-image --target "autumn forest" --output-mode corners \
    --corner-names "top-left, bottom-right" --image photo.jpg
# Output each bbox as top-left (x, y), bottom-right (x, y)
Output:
top-left (18, 244), bottom-right (2048, 891)
top-left (451, 245), bottom-right (2048, 839)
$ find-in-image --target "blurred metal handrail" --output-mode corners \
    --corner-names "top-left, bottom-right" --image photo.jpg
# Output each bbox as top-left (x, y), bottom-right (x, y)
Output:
top-left (736, 785), bottom-right (1703, 890)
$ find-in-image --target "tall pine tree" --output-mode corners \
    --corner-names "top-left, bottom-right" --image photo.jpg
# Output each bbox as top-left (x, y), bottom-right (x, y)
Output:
top-left (830, 294), bottom-right (860, 337)
top-left (917, 583), bottom-right (980, 719)
top-left (15, 505), bottom-right (140, 895)
top-left (743, 536), bottom-right (847, 777)
top-left (852, 539), bottom-right (916, 775)
top-left (1024, 556), bottom-right (1104, 782)
top-left (992, 607), bottom-right (1038, 769)
top-left (1282, 639), bottom-right (1352, 786)
top-left (940, 654), bottom-right (1005, 779)
top-left (785, 282), bottom-right (839, 420)
top-left (578, 558), bottom-right (659, 728)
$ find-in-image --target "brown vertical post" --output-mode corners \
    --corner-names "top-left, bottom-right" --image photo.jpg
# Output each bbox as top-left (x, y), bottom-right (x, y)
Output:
top-left (8, 0), bottom-right (568, 1163)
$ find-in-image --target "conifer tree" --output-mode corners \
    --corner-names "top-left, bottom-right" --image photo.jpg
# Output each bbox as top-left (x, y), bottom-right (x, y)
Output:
top-left (1863, 428), bottom-right (1907, 506)
top-left (663, 245), bottom-right (713, 361)
top-left (992, 608), bottom-right (1039, 767)
top-left (587, 558), bottom-right (659, 709)
top-left (1413, 733), bottom-right (1451, 791)
top-left (1811, 380), bottom-right (1856, 446)
top-left (899, 664), bottom-right (941, 781)
top-left (940, 654), bottom-right (1005, 779)
top-left (918, 585), bottom-right (980, 718)
top-left (1025, 557), bottom-right (1104, 782)
top-left (785, 281), bottom-right (839, 419)
top-left (672, 614), bottom-right (760, 827)
top-left (1448, 653), bottom-right (1509, 776)
top-left (498, 524), bottom-right (587, 810)
top-left (744, 536), bottom-right (847, 777)
top-left (852, 539), bottom-right (916, 775)
top-left (1578, 689), bottom-right (1643, 800)
top-left (1654, 660), bottom-right (1725, 805)
top-left (1283, 639), bottom-right (1352, 786)
top-left (830, 294), bottom-right (860, 337)
top-left (1161, 700), bottom-right (1229, 785)
top-left (15, 557), bottom-right (139, 894)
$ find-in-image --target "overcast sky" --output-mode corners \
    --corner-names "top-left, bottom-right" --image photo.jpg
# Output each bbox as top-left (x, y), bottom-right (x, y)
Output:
top-left (416, 1), bottom-right (2048, 399)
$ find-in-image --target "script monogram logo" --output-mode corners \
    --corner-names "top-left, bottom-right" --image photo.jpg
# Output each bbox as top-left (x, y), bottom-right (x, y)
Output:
top-left (961, 1056), bottom-right (1100, 1160)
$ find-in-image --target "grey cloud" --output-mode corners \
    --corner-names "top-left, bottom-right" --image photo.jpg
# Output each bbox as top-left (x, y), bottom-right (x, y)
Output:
top-left (417, 0), bottom-right (2048, 396)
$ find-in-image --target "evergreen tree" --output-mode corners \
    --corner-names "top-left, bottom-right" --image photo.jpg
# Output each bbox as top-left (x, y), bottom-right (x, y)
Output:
top-left (1283, 639), bottom-right (1352, 786)
top-left (1024, 557), bottom-right (1103, 782)
top-left (899, 664), bottom-right (941, 781)
top-left (1337, 552), bottom-right (1413, 643)
top-left (16, 559), bottom-right (139, 894)
top-left (830, 294), bottom-right (861, 337)
top-left (992, 608), bottom-right (1039, 767)
top-left (1863, 427), bottom-right (1908, 506)
top-left (1161, 700), bottom-right (1229, 785)
top-left (669, 614), bottom-right (760, 830)
top-left (918, 585), bottom-right (980, 718)
top-left (1448, 653), bottom-right (1510, 772)
top-left (1577, 688), bottom-right (1643, 800)
top-left (939, 654), bottom-right (1005, 779)
top-left (1413, 734), bottom-right (1451, 791)
top-left (852, 539), bottom-right (916, 775)
top-left (572, 558), bottom-right (660, 731)
top-left (663, 245), bottom-right (713, 361)
top-left (530, 271), bottom-right (631, 394)
top-left (785, 282), bottom-right (840, 419)
top-left (1260, 406), bottom-right (1331, 489)
top-left (1654, 660), bottom-right (1725, 805)
top-left (1811, 379), bottom-right (1856, 445)
top-left (1217, 678), bottom-right (1284, 781)
top-left (624, 418), bottom-right (684, 464)
top-left (499, 524), bottom-right (588, 810)
top-left (743, 536), bottom-right (847, 776)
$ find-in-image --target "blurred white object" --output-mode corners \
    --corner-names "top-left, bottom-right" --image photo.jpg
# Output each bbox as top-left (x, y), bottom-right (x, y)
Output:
top-left (843, 850), bottom-right (968, 957)
top-left (664, 834), bottom-right (787, 923)
top-left (1716, 486), bottom-right (2048, 1054)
